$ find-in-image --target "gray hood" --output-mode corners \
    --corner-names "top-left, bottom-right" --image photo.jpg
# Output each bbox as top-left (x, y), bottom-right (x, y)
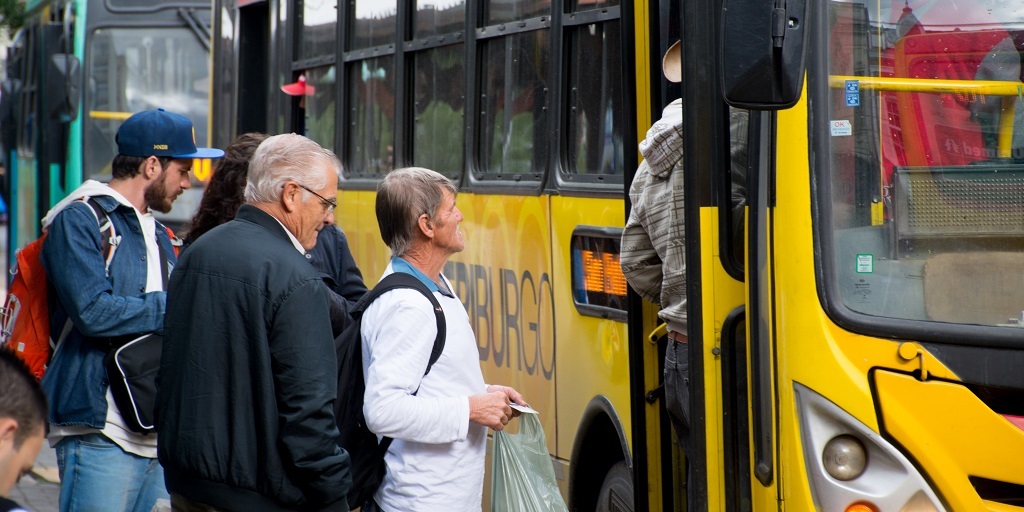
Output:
top-left (638, 98), bottom-right (683, 179)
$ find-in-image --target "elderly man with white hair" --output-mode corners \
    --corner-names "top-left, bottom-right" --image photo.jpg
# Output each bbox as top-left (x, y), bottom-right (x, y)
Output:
top-left (157, 133), bottom-right (352, 511)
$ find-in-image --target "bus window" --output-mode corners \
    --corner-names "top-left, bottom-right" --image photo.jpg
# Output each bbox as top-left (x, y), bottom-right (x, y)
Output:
top-left (825, 0), bottom-right (1024, 328)
top-left (412, 44), bottom-right (465, 178)
top-left (725, 107), bottom-right (751, 272)
top-left (16, 28), bottom-right (36, 157)
top-left (413, 0), bottom-right (464, 39)
top-left (298, 0), bottom-right (336, 62)
top-left (84, 27), bottom-right (210, 180)
top-left (567, 0), bottom-right (619, 9)
top-left (482, 0), bottom-right (548, 25)
top-left (349, 0), bottom-right (396, 51)
top-left (478, 32), bottom-right (549, 179)
top-left (303, 65), bottom-right (337, 151)
top-left (565, 16), bottom-right (624, 177)
top-left (346, 56), bottom-right (395, 178)
top-left (409, 1), bottom-right (465, 178)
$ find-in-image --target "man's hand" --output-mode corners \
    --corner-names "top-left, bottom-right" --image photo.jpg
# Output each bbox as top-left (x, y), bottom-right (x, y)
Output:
top-left (486, 384), bottom-right (528, 418)
top-left (469, 391), bottom-right (514, 431)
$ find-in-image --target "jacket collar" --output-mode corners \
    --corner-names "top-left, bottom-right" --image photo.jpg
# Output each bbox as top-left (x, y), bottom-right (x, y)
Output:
top-left (235, 204), bottom-right (294, 246)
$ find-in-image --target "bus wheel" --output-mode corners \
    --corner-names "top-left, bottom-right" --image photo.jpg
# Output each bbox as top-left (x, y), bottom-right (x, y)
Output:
top-left (596, 461), bottom-right (633, 512)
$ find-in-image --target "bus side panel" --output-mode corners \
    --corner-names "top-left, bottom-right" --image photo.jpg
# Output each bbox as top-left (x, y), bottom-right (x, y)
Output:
top-left (549, 195), bottom-right (631, 498)
top-left (336, 189), bottom-right (390, 281)
top-left (446, 193), bottom-right (557, 452)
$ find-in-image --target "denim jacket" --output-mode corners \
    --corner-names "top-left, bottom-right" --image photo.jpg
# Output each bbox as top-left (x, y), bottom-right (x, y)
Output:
top-left (40, 194), bottom-right (176, 428)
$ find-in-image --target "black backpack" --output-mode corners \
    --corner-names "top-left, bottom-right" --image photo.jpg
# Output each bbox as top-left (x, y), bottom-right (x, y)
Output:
top-left (334, 271), bottom-right (446, 510)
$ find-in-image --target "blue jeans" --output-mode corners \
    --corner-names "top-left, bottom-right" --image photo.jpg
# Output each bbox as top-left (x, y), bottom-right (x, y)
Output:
top-left (54, 433), bottom-right (169, 512)
top-left (664, 340), bottom-right (693, 511)
top-left (664, 340), bottom-right (691, 452)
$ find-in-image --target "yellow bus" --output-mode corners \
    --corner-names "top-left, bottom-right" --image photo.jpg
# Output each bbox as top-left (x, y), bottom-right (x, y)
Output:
top-left (210, 0), bottom-right (1024, 509)
top-left (703, 0), bottom-right (1024, 509)
top-left (210, 0), bottom-right (683, 509)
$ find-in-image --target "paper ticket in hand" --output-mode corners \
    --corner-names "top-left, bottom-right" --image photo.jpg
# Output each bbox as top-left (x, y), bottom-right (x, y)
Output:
top-left (510, 402), bottom-right (539, 414)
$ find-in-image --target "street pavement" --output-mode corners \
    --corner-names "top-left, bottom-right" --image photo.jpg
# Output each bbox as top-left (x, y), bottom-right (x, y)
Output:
top-left (12, 446), bottom-right (59, 512)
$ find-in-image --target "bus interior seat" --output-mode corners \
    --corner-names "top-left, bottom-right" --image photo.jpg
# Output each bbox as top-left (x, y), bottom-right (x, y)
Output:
top-left (923, 252), bottom-right (1024, 325)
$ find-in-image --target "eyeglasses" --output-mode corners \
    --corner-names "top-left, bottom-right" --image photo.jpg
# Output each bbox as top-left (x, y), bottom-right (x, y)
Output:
top-left (297, 183), bottom-right (337, 213)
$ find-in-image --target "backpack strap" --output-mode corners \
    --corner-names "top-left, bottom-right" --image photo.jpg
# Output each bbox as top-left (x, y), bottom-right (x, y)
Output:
top-left (154, 221), bottom-right (180, 287)
top-left (355, 271), bottom-right (446, 376)
top-left (81, 197), bottom-right (119, 277)
top-left (356, 271), bottom-right (447, 462)
top-left (160, 223), bottom-right (183, 258)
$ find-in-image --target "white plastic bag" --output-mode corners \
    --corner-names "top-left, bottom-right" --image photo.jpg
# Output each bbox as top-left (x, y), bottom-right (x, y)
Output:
top-left (490, 413), bottom-right (569, 512)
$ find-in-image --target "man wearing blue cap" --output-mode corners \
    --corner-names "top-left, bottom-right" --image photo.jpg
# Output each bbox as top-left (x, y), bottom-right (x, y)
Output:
top-left (38, 108), bottom-right (223, 512)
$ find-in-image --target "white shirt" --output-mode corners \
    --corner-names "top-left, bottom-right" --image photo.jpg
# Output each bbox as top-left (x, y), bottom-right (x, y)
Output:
top-left (361, 263), bottom-right (488, 511)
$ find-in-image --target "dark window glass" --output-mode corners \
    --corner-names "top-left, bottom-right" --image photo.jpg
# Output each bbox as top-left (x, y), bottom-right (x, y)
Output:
top-left (483, 0), bottom-right (550, 25)
top-left (566, 21), bottom-right (624, 176)
top-left (412, 45), bottom-right (465, 175)
top-left (568, 0), bottom-right (619, 11)
top-left (85, 27), bottom-right (210, 180)
top-left (303, 65), bottom-right (337, 151)
top-left (298, 0), bottom-right (337, 61)
top-left (105, 0), bottom-right (205, 9)
top-left (478, 32), bottom-right (549, 177)
top-left (413, 0), bottom-right (465, 39)
top-left (346, 56), bottom-right (394, 177)
top-left (350, 0), bottom-right (397, 50)
top-left (15, 29), bottom-right (35, 155)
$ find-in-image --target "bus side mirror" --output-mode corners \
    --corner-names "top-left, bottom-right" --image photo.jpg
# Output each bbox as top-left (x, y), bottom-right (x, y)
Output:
top-left (721, 0), bottom-right (808, 109)
top-left (47, 53), bottom-right (81, 122)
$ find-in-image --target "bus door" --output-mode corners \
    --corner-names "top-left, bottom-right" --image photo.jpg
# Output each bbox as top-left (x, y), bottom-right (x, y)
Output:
top-left (679, 0), bottom-right (760, 505)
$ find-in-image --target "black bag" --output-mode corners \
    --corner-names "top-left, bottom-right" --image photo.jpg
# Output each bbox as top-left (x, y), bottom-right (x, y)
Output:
top-left (102, 224), bottom-right (173, 436)
top-left (104, 333), bottom-right (162, 434)
top-left (334, 272), bottom-right (446, 510)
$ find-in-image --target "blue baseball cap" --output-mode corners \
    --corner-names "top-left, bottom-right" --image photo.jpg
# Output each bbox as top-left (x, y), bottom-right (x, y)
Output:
top-left (115, 108), bottom-right (225, 159)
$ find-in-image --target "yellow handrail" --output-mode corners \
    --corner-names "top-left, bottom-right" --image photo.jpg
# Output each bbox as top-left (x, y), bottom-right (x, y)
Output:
top-left (88, 110), bottom-right (134, 120)
top-left (831, 75), bottom-right (1024, 158)
top-left (829, 75), bottom-right (1024, 96)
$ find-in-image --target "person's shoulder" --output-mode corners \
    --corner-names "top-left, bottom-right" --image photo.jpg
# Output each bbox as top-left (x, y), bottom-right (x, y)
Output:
top-left (190, 219), bottom-right (298, 262)
top-left (50, 198), bottom-right (96, 223)
top-left (366, 282), bottom-right (437, 320)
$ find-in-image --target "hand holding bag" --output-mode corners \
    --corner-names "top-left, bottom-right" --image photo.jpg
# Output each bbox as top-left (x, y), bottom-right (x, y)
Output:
top-left (490, 413), bottom-right (569, 512)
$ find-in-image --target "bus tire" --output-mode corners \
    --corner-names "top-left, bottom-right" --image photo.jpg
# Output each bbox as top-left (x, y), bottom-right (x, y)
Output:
top-left (595, 460), bottom-right (633, 512)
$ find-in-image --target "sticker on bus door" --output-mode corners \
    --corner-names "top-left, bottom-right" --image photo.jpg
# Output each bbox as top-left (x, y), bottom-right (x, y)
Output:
top-left (831, 120), bottom-right (853, 136)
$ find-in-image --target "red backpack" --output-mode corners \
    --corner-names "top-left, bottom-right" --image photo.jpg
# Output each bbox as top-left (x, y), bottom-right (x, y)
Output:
top-left (0, 198), bottom-right (117, 380)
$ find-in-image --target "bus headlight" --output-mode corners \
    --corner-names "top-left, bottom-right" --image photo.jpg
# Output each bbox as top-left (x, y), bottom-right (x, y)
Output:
top-left (823, 435), bottom-right (867, 481)
top-left (795, 383), bottom-right (946, 512)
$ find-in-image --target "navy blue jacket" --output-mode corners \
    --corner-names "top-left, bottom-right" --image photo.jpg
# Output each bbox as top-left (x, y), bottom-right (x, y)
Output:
top-left (158, 205), bottom-right (351, 511)
top-left (308, 225), bottom-right (367, 336)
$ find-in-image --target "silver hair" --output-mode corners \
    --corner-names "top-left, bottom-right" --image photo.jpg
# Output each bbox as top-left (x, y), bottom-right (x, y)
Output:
top-left (375, 167), bottom-right (458, 257)
top-left (244, 133), bottom-right (341, 204)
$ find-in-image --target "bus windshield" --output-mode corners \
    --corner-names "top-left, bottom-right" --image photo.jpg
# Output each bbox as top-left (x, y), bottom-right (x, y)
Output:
top-left (825, 0), bottom-right (1024, 329)
top-left (83, 26), bottom-right (210, 180)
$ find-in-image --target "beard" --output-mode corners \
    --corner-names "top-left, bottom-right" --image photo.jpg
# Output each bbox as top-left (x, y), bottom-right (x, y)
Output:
top-left (144, 172), bottom-right (174, 213)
